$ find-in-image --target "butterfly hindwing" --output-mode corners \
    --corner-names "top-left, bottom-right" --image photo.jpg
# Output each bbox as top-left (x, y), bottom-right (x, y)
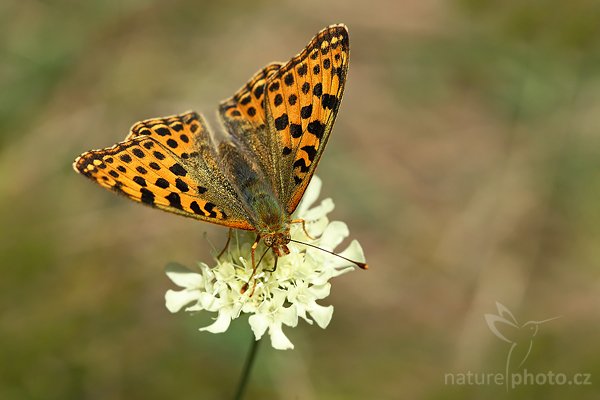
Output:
top-left (218, 64), bottom-right (285, 193)
top-left (219, 63), bottom-right (283, 131)
top-left (126, 111), bottom-right (203, 160)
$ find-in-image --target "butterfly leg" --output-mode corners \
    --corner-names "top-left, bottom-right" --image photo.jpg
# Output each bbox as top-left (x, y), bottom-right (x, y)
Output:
top-left (291, 218), bottom-right (315, 240)
top-left (241, 235), bottom-right (262, 295)
top-left (216, 228), bottom-right (233, 259)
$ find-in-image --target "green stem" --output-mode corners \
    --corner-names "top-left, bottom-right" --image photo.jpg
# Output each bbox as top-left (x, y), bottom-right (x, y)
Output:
top-left (233, 336), bottom-right (261, 400)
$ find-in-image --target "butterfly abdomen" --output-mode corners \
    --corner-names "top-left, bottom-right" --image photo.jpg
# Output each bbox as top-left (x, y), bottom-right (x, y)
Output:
top-left (238, 173), bottom-right (288, 234)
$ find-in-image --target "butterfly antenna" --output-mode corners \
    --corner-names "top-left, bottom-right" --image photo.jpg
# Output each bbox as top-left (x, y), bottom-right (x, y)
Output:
top-left (289, 239), bottom-right (368, 269)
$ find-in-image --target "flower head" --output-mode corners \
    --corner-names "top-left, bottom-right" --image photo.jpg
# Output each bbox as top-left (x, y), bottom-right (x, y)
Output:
top-left (165, 176), bottom-right (366, 350)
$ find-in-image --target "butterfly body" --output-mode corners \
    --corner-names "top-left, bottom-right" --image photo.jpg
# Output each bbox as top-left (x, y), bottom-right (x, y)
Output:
top-left (74, 25), bottom-right (349, 257)
top-left (219, 139), bottom-right (292, 255)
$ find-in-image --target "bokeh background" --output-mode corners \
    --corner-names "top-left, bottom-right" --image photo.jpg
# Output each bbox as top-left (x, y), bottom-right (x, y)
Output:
top-left (2, 0), bottom-right (600, 399)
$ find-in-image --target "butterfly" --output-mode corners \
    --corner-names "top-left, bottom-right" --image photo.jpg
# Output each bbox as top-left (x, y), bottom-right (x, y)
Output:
top-left (74, 24), bottom-right (350, 266)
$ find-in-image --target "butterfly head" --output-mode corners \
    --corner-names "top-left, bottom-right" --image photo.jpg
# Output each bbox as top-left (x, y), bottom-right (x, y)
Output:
top-left (262, 229), bottom-right (291, 257)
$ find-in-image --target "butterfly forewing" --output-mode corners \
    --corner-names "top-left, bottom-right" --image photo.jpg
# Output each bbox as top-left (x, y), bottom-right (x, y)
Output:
top-left (74, 113), bottom-right (253, 230)
top-left (218, 25), bottom-right (350, 214)
top-left (263, 25), bottom-right (349, 213)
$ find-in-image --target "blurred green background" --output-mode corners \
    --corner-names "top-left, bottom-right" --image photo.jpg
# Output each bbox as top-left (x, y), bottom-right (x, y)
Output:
top-left (2, 0), bottom-right (600, 399)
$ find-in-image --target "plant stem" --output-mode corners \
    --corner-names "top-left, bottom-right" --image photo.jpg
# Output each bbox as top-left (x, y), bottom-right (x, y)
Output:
top-left (233, 336), bottom-right (261, 400)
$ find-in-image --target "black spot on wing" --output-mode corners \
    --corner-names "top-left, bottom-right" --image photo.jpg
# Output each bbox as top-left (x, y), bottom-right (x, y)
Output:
top-left (133, 176), bottom-right (147, 187)
top-left (204, 202), bottom-right (218, 218)
top-left (274, 114), bottom-right (289, 131)
top-left (307, 120), bottom-right (325, 139)
top-left (132, 148), bottom-right (144, 158)
top-left (301, 145), bottom-right (317, 162)
top-left (302, 82), bottom-right (310, 94)
top-left (254, 85), bottom-right (264, 98)
top-left (297, 63), bottom-right (307, 76)
top-left (313, 83), bottom-right (322, 97)
top-left (300, 105), bottom-right (312, 119)
top-left (156, 178), bottom-right (169, 188)
top-left (293, 158), bottom-right (310, 173)
top-left (155, 127), bottom-right (170, 136)
top-left (169, 163), bottom-right (187, 176)
top-left (175, 178), bottom-right (189, 192)
top-left (290, 123), bottom-right (302, 138)
top-left (284, 73), bottom-right (294, 86)
top-left (166, 192), bottom-right (182, 209)
top-left (190, 201), bottom-right (205, 215)
top-left (171, 123), bottom-right (184, 132)
top-left (269, 82), bottom-right (280, 92)
top-left (321, 94), bottom-right (338, 110)
top-left (140, 188), bottom-right (155, 205)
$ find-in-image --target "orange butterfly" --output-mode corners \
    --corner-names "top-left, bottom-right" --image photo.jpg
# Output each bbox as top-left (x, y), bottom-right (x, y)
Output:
top-left (74, 25), bottom-right (364, 270)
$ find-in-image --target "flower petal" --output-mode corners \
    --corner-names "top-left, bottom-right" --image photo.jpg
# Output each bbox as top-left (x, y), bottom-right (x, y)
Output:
top-left (339, 240), bottom-right (366, 263)
top-left (165, 289), bottom-right (201, 313)
top-left (308, 283), bottom-right (331, 300)
top-left (200, 311), bottom-right (232, 333)
top-left (300, 198), bottom-right (335, 224)
top-left (269, 323), bottom-right (295, 350)
top-left (308, 303), bottom-right (334, 329)
top-left (319, 221), bottom-right (349, 251)
top-left (279, 305), bottom-right (299, 328)
top-left (248, 314), bottom-right (269, 340)
top-left (165, 263), bottom-right (204, 288)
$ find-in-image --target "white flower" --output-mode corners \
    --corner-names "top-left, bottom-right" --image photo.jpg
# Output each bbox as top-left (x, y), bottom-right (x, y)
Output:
top-left (164, 176), bottom-right (367, 350)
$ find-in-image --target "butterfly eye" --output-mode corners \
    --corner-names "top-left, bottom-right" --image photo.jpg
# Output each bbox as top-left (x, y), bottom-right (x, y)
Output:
top-left (264, 236), bottom-right (274, 247)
